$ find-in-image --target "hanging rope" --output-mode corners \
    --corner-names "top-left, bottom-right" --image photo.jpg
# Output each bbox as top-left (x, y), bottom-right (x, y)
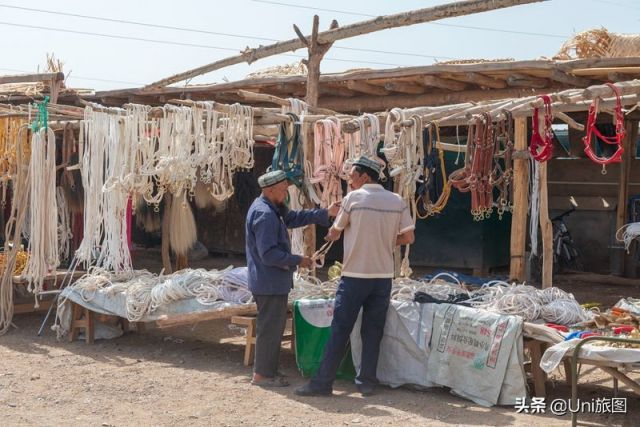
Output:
top-left (310, 117), bottom-right (345, 208)
top-left (529, 95), bottom-right (554, 162)
top-left (582, 83), bottom-right (626, 168)
top-left (416, 122), bottom-right (452, 218)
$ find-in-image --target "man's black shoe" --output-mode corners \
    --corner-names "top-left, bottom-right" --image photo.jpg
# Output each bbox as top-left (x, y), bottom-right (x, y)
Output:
top-left (357, 383), bottom-right (375, 397)
top-left (295, 382), bottom-right (332, 397)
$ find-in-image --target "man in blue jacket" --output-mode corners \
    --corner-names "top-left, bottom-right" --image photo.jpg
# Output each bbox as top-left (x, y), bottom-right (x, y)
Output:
top-left (246, 169), bottom-right (340, 387)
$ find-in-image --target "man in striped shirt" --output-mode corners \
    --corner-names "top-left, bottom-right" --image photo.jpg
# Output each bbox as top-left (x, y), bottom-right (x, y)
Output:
top-left (296, 155), bottom-right (415, 397)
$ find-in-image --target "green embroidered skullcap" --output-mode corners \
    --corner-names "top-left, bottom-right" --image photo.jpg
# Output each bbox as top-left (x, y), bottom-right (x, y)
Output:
top-left (352, 155), bottom-right (382, 175)
top-left (258, 169), bottom-right (288, 188)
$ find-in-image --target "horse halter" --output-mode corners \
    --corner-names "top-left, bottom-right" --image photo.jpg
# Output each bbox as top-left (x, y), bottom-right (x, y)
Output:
top-left (529, 95), bottom-right (554, 162)
top-left (582, 83), bottom-right (626, 168)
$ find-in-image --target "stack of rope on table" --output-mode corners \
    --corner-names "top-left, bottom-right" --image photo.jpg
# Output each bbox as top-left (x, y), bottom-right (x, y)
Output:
top-left (60, 266), bottom-right (253, 322)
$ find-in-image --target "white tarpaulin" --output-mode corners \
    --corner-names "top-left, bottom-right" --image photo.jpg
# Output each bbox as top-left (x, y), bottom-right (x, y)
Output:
top-left (351, 301), bottom-right (527, 406)
top-left (540, 339), bottom-right (640, 373)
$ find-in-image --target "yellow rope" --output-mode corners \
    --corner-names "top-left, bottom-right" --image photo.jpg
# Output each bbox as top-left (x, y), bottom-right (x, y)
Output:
top-left (416, 122), bottom-right (452, 219)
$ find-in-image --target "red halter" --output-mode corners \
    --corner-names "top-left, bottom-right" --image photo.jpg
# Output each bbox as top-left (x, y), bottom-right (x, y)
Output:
top-left (582, 83), bottom-right (626, 165)
top-left (529, 95), bottom-right (554, 162)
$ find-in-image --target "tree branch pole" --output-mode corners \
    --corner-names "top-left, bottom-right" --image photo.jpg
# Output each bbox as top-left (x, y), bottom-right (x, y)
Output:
top-left (144, 0), bottom-right (546, 89)
top-left (298, 16), bottom-right (339, 263)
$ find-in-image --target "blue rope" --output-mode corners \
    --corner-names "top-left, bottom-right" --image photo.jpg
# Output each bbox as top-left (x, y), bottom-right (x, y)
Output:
top-left (271, 113), bottom-right (304, 188)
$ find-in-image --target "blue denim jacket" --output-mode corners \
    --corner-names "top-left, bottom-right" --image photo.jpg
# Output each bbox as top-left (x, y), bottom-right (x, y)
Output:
top-left (245, 195), bottom-right (330, 295)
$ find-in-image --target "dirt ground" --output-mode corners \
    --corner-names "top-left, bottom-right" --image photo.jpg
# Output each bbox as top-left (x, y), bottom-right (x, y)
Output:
top-left (1, 254), bottom-right (639, 426)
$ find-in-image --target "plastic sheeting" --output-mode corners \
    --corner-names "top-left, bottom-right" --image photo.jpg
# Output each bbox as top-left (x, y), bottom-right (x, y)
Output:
top-left (350, 301), bottom-right (527, 406)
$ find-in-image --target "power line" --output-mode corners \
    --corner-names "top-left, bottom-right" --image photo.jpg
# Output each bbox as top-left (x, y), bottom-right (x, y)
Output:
top-left (250, 0), bottom-right (569, 39)
top-left (0, 21), bottom-right (412, 67)
top-left (0, 3), bottom-right (452, 60)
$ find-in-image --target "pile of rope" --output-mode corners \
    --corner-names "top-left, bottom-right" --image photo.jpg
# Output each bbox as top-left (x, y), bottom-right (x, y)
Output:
top-left (616, 222), bottom-right (640, 253)
top-left (64, 267), bottom-right (252, 322)
top-left (554, 28), bottom-right (640, 60)
top-left (468, 283), bottom-right (592, 325)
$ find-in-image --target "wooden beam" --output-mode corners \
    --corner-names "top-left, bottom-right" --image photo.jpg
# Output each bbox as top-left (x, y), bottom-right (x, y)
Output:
top-left (549, 70), bottom-right (591, 87)
top-left (144, 0), bottom-right (547, 88)
top-left (384, 81), bottom-right (425, 94)
top-left (506, 73), bottom-right (548, 88)
top-left (319, 85), bottom-right (356, 97)
top-left (319, 86), bottom-right (551, 111)
top-left (539, 161), bottom-right (553, 288)
top-left (0, 72), bottom-right (64, 85)
top-left (615, 120), bottom-right (639, 276)
top-left (420, 75), bottom-right (467, 91)
top-left (443, 72), bottom-right (508, 89)
top-left (346, 80), bottom-right (390, 96)
top-left (571, 66), bottom-right (640, 76)
top-left (509, 118), bottom-right (529, 282)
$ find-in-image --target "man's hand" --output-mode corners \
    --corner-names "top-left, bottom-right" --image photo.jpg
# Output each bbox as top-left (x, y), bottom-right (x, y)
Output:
top-left (324, 227), bottom-right (341, 242)
top-left (299, 257), bottom-right (313, 269)
top-left (327, 201), bottom-right (342, 217)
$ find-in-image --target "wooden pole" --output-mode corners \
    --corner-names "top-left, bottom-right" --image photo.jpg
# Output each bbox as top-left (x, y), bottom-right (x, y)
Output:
top-left (0, 72), bottom-right (64, 85)
top-left (509, 118), bottom-right (529, 281)
top-left (538, 161), bottom-right (553, 288)
top-left (144, 0), bottom-right (546, 89)
top-left (298, 16), bottom-right (338, 261)
top-left (615, 120), bottom-right (639, 276)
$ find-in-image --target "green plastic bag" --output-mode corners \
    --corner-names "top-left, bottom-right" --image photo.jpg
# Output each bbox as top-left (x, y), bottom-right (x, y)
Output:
top-left (294, 299), bottom-right (356, 380)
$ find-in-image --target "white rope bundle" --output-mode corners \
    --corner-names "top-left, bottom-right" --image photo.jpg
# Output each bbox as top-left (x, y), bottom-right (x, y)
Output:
top-left (468, 282), bottom-right (591, 324)
top-left (529, 159), bottom-right (540, 258)
top-left (616, 222), bottom-right (640, 253)
top-left (56, 187), bottom-right (72, 263)
top-left (343, 113), bottom-right (384, 178)
top-left (21, 127), bottom-right (59, 296)
top-left (66, 267), bottom-right (238, 322)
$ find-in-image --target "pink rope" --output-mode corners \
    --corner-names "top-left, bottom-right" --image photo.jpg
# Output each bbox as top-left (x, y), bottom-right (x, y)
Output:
top-left (310, 118), bottom-right (345, 208)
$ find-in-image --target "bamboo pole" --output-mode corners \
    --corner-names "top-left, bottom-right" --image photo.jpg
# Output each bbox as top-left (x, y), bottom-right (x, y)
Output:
top-left (144, 0), bottom-right (546, 89)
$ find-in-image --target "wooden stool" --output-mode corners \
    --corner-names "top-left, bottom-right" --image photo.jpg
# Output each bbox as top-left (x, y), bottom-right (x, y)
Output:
top-left (69, 302), bottom-right (95, 344)
top-left (231, 314), bottom-right (294, 366)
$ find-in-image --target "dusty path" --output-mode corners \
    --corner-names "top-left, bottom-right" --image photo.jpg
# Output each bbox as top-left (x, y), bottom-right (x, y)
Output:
top-left (0, 311), bottom-right (637, 427)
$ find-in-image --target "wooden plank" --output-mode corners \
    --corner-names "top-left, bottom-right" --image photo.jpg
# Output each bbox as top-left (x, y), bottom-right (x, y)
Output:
top-left (506, 73), bottom-right (548, 88)
top-left (571, 66), bottom-right (640, 76)
top-left (144, 0), bottom-right (547, 88)
top-left (443, 72), bottom-right (508, 89)
top-left (383, 81), bottom-right (425, 94)
top-left (420, 75), bottom-right (467, 91)
top-left (538, 161), bottom-right (553, 288)
top-left (14, 299), bottom-right (53, 315)
top-left (319, 85), bottom-right (356, 97)
top-left (0, 72), bottom-right (64, 85)
top-left (155, 304), bottom-right (258, 328)
top-left (549, 70), bottom-right (591, 87)
top-left (319, 87), bottom-right (552, 112)
top-left (510, 118), bottom-right (529, 281)
top-left (346, 80), bottom-right (390, 96)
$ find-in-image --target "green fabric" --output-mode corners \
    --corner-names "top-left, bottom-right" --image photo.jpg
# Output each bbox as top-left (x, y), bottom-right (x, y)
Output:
top-left (30, 96), bottom-right (49, 132)
top-left (294, 300), bottom-right (356, 380)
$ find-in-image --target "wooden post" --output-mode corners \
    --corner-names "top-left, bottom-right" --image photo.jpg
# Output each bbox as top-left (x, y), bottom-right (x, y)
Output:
top-left (296, 16), bottom-right (339, 260)
top-left (509, 118), bottom-right (529, 281)
top-left (538, 161), bottom-right (553, 288)
top-left (161, 194), bottom-right (173, 274)
top-left (616, 120), bottom-right (639, 276)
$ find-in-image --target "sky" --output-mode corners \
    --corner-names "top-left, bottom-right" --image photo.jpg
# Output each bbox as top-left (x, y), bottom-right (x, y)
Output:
top-left (0, 0), bottom-right (639, 91)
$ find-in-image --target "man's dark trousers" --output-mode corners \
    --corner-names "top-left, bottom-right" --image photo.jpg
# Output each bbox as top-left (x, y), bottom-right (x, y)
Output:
top-left (310, 276), bottom-right (392, 391)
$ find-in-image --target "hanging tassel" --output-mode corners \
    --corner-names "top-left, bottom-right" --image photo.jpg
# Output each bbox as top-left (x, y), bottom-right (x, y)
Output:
top-left (169, 192), bottom-right (197, 257)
